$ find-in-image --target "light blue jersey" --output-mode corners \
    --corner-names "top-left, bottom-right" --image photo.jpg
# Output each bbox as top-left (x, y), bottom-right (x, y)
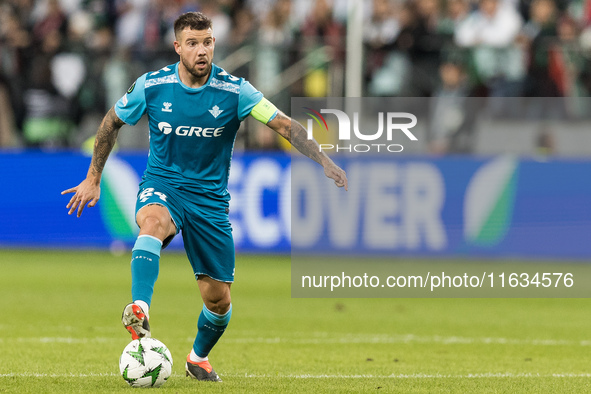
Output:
top-left (114, 62), bottom-right (274, 201)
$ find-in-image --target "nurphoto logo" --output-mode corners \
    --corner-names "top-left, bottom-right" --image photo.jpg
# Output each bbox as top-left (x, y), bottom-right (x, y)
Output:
top-left (304, 107), bottom-right (418, 153)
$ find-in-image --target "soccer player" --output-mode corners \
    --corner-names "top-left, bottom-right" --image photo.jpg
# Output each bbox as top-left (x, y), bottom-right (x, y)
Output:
top-left (62, 12), bottom-right (347, 382)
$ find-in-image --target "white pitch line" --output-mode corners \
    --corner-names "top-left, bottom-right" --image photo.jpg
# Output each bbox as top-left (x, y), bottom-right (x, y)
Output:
top-left (0, 372), bottom-right (121, 378)
top-left (222, 334), bottom-right (591, 347)
top-left (234, 373), bottom-right (591, 379)
top-left (2, 372), bottom-right (591, 379)
top-left (0, 337), bottom-right (115, 344)
top-left (1, 334), bottom-right (590, 347)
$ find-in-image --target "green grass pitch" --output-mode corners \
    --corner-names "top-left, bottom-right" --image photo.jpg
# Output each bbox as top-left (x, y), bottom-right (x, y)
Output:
top-left (1, 249), bottom-right (591, 393)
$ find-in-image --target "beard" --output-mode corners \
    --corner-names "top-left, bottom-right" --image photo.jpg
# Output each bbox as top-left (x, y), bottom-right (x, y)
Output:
top-left (181, 55), bottom-right (211, 79)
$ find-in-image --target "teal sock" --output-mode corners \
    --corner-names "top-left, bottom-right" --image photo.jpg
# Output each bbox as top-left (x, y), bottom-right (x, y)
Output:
top-left (193, 304), bottom-right (232, 358)
top-left (130, 235), bottom-right (162, 307)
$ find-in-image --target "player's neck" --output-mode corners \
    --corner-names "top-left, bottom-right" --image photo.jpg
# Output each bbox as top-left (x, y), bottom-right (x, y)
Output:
top-left (178, 66), bottom-right (210, 89)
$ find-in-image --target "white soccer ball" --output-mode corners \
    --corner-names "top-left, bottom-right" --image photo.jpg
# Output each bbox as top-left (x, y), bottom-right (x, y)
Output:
top-left (119, 338), bottom-right (173, 388)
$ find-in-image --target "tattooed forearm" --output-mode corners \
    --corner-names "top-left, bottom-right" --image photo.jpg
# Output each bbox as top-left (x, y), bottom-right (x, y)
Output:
top-left (272, 112), bottom-right (326, 166)
top-left (90, 107), bottom-right (125, 178)
top-left (291, 121), bottom-right (325, 165)
top-left (267, 110), bottom-right (347, 190)
top-left (274, 114), bottom-right (291, 141)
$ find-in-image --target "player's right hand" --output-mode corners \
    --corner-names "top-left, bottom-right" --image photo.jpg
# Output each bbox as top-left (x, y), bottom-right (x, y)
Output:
top-left (324, 161), bottom-right (348, 191)
top-left (61, 179), bottom-right (101, 217)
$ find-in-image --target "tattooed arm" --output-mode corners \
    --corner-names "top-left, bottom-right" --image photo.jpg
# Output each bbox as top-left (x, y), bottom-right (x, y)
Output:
top-left (88, 107), bottom-right (124, 178)
top-left (62, 107), bottom-right (125, 217)
top-left (267, 111), bottom-right (348, 190)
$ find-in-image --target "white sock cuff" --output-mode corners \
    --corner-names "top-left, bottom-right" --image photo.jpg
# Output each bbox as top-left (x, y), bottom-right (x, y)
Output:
top-left (189, 348), bottom-right (208, 363)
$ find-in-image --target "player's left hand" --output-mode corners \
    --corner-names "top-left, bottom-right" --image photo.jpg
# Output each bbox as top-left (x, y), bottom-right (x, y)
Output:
top-left (324, 162), bottom-right (348, 191)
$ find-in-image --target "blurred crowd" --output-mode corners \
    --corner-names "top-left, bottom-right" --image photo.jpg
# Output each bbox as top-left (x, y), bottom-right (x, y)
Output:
top-left (1, 0), bottom-right (590, 151)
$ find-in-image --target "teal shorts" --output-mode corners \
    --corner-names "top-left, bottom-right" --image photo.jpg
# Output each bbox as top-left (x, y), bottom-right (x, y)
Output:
top-left (135, 179), bottom-right (235, 283)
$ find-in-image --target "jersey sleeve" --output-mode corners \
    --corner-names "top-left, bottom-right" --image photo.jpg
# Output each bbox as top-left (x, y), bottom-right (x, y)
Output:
top-left (237, 80), bottom-right (266, 121)
top-left (114, 73), bottom-right (148, 126)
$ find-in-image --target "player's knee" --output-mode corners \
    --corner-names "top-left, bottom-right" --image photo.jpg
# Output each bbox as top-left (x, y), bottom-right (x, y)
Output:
top-left (205, 297), bottom-right (231, 315)
top-left (137, 205), bottom-right (174, 239)
top-left (140, 215), bottom-right (164, 233)
top-left (139, 216), bottom-right (169, 240)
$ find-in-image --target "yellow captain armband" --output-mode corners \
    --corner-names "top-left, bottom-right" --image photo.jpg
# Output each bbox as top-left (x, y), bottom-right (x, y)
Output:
top-left (251, 97), bottom-right (278, 124)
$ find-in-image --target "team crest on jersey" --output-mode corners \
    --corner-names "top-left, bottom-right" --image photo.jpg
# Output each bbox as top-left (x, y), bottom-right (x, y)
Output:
top-left (209, 105), bottom-right (223, 118)
top-left (162, 102), bottom-right (173, 112)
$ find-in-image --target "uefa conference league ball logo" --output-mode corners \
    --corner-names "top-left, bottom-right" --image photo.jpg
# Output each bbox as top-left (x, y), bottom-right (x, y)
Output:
top-left (100, 156), bottom-right (140, 244)
top-left (464, 156), bottom-right (519, 247)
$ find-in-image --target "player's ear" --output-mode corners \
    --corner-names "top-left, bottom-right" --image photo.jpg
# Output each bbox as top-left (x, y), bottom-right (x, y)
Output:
top-left (174, 40), bottom-right (181, 55)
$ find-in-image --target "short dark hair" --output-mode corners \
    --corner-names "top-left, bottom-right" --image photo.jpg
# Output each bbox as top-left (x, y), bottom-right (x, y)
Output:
top-left (174, 12), bottom-right (213, 38)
